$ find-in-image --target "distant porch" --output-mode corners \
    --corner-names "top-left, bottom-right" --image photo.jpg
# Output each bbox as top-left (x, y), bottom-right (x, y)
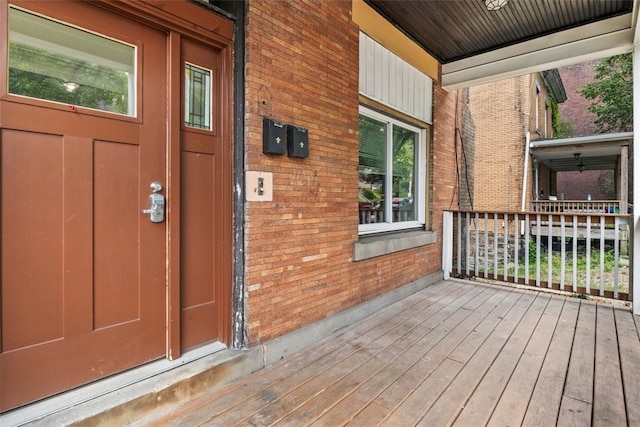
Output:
top-left (529, 132), bottom-right (632, 215)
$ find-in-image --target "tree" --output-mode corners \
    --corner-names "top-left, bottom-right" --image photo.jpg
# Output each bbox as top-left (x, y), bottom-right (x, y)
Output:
top-left (548, 97), bottom-right (574, 138)
top-left (578, 53), bottom-right (633, 133)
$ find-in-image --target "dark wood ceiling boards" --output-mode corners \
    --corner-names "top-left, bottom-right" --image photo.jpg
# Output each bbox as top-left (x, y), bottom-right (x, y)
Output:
top-left (365, 1), bottom-right (634, 64)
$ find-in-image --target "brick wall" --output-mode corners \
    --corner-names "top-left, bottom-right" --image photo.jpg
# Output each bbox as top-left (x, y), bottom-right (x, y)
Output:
top-left (470, 76), bottom-right (533, 211)
top-left (557, 61), bottom-right (598, 137)
top-left (243, 1), bottom-right (455, 345)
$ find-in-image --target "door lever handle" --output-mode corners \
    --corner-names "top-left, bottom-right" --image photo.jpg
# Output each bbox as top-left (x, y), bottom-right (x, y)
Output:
top-left (142, 182), bottom-right (165, 223)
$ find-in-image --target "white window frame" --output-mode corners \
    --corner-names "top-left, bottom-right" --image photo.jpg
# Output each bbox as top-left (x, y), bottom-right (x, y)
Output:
top-left (358, 105), bottom-right (426, 235)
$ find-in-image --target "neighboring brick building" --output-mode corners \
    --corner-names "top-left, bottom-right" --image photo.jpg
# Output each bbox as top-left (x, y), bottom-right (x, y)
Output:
top-left (556, 61), bottom-right (618, 201)
top-left (469, 72), bottom-right (564, 211)
top-left (557, 61), bottom-right (599, 136)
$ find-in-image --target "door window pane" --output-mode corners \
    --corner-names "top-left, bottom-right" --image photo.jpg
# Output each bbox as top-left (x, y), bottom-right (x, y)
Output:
top-left (8, 7), bottom-right (136, 116)
top-left (184, 62), bottom-right (212, 130)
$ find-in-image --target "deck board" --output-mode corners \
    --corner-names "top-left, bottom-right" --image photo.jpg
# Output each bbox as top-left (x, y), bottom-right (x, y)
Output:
top-left (147, 280), bottom-right (640, 427)
top-left (593, 305), bottom-right (626, 426)
top-left (161, 282), bottom-right (468, 426)
top-left (453, 293), bottom-right (553, 426)
top-left (615, 307), bottom-right (640, 426)
top-left (557, 302), bottom-right (596, 426)
top-left (310, 286), bottom-right (503, 426)
top-left (521, 298), bottom-right (579, 426)
top-left (224, 283), bottom-right (483, 426)
top-left (485, 295), bottom-right (565, 426)
top-left (353, 287), bottom-right (508, 426)
top-left (413, 292), bottom-right (538, 426)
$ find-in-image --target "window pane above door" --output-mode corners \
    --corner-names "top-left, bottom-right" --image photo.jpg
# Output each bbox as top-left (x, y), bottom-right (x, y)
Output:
top-left (8, 7), bottom-right (136, 116)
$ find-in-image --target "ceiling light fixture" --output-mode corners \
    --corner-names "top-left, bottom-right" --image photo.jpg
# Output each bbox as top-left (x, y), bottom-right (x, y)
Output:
top-left (485, 0), bottom-right (509, 11)
top-left (577, 162), bottom-right (586, 173)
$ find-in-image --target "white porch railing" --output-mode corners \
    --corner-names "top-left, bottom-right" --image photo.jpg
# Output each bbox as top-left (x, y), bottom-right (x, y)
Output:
top-left (531, 200), bottom-right (623, 214)
top-left (443, 210), bottom-right (632, 301)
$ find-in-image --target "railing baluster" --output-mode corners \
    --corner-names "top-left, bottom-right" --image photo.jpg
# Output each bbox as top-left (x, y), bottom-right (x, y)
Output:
top-left (614, 216), bottom-right (620, 299)
top-left (573, 215), bottom-right (578, 293)
top-left (560, 215), bottom-right (566, 291)
top-left (484, 213), bottom-right (489, 277)
top-left (536, 214), bottom-right (541, 287)
top-left (493, 213), bottom-right (499, 280)
top-left (465, 212), bottom-right (471, 277)
top-left (456, 211), bottom-right (462, 276)
top-left (503, 213), bottom-right (509, 282)
top-left (474, 212), bottom-right (480, 277)
top-left (547, 213), bottom-right (553, 288)
top-left (514, 214), bottom-right (519, 284)
top-left (586, 215), bottom-right (591, 295)
top-left (525, 214), bottom-right (530, 286)
top-left (600, 216), bottom-right (605, 296)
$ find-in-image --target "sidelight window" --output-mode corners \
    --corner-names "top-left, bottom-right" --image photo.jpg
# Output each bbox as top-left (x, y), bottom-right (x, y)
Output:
top-left (184, 62), bottom-right (212, 130)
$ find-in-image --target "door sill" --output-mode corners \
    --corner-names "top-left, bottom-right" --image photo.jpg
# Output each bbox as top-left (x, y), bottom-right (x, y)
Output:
top-left (1, 342), bottom-right (227, 426)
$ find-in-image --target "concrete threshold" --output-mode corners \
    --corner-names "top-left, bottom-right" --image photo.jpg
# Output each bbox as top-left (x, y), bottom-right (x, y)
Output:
top-left (2, 343), bottom-right (265, 427)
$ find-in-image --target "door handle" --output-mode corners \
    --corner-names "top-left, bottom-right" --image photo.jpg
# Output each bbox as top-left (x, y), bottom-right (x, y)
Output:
top-left (142, 182), bottom-right (165, 223)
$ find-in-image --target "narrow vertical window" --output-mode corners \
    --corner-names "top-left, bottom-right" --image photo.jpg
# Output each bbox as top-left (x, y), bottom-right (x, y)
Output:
top-left (184, 62), bottom-right (212, 130)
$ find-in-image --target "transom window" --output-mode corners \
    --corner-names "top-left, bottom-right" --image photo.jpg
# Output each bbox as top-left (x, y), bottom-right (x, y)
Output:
top-left (8, 6), bottom-right (136, 116)
top-left (359, 106), bottom-right (426, 235)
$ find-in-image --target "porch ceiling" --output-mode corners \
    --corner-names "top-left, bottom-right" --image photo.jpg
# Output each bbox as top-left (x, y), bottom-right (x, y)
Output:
top-left (366, 0), bottom-right (638, 90)
top-left (530, 132), bottom-right (633, 172)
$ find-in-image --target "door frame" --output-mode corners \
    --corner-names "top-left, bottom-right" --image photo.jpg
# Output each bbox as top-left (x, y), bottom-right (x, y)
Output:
top-left (93, 0), bottom-right (235, 359)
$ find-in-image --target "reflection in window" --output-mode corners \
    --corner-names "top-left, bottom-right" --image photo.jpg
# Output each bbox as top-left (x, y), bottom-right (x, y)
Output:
top-left (359, 115), bottom-right (387, 223)
top-left (392, 125), bottom-right (417, 222)
top-left (8, 7), bottom-right (135, 116)
top-left (184, 63), bottom-right (212, 130)
top-left (359, 107), bottom-right (423, 232)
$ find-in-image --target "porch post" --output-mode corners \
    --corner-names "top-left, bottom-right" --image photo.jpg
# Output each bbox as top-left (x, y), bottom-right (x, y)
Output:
top-left (633, 45), bottom-right (640, 313)
top-left (620, 145), bottom-right (628, 216)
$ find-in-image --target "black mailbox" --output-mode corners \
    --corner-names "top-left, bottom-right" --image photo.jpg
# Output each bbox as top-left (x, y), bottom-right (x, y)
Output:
top-left (287, 125), bottom-right (309, 158)
top-left (263, 118), bottom-right (287, 154)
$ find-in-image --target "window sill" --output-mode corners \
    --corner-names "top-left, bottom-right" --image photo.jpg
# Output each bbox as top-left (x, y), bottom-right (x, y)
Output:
top-left (353, 229), bottom-right (437, 261)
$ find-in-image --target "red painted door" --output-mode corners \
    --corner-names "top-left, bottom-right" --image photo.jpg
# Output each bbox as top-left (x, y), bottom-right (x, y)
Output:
top-left (180, 37), bottom-right (231, 351)
top-left (0, 1), bottom-right (167, 410)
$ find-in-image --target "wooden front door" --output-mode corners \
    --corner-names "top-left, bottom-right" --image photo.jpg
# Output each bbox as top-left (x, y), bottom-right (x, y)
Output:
top-left (0, 0), bottom-right (233, 412)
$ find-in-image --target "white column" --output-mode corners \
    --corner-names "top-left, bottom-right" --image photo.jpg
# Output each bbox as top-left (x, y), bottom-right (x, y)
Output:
top-left (633, 45), bottom-right (640, 313)
top-left (442, 211), bottom-right (453, 279)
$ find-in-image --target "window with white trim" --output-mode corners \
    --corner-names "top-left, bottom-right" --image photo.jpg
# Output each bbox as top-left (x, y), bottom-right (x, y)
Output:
top-left (358, 106), bottom-right (427, 235)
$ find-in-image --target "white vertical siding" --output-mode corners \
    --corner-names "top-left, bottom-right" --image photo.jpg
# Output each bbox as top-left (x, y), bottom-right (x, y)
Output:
top-left (359, 32), bottom-right (433, 124)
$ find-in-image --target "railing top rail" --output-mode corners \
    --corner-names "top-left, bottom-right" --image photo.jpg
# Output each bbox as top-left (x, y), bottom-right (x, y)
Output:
top-left (531, 200), bottom-right (622, 203)
top-left (445, 209), bottom-right (632, 219)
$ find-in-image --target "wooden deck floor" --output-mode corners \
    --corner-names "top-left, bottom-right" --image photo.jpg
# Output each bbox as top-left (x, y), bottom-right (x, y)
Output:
top-left (151, 280), bottom-right (640, 426)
